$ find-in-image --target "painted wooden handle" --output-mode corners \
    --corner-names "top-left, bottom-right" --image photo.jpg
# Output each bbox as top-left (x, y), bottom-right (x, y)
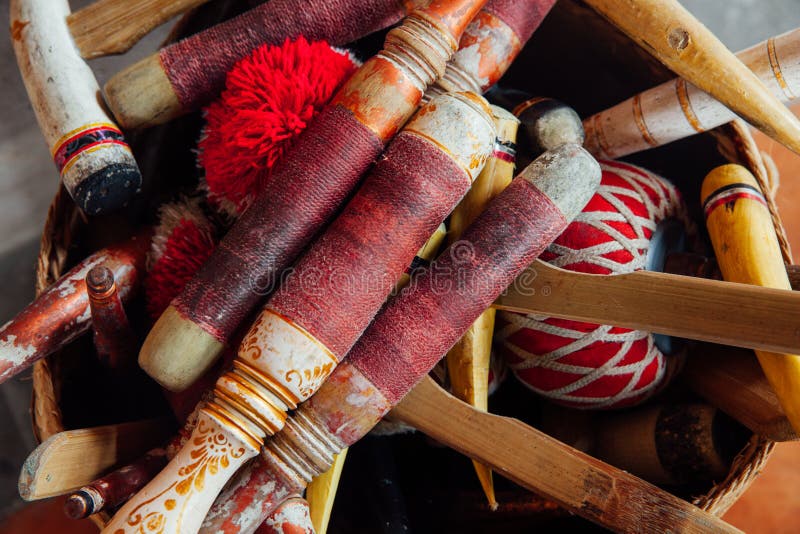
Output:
top-left (11, 0), bottom-right (141, 214)
top-left (0, 232), bottom-right (149, 385)
top-left (585, 27), bottom-right (800, 159)
top-left (495, 259), bottom-right (800, 354)
top-left (702, 163), bottom-right (800, 437)
top-left (582, 0), bottom-right (800, 156)
top-left (67, 0), bottom-right (211, 59)
top-left (392, 377), bottom-right (742, 534)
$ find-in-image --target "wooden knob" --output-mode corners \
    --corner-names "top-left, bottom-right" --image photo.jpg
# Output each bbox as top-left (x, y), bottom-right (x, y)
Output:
top-left (702, 163), bottom-right (800, 436)
top-left (514, 97), bottom-right (585, 160)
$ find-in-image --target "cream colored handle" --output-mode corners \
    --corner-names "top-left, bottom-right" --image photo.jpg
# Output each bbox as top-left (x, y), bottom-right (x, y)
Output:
top-left (584, 27), bottom-right (800, 159)
top-left (582, 0), bottom-right (800, 155)
top-left (102, 410), bottom-right (259, 534)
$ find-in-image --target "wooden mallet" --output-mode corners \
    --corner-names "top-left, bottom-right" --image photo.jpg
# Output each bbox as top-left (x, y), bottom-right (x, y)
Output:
top-left (582, 0), bottom-right (800, 156)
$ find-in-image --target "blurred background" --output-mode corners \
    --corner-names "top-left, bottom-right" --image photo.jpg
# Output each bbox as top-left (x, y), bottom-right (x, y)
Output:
top-left (0, 0), bottom-right (799, 531)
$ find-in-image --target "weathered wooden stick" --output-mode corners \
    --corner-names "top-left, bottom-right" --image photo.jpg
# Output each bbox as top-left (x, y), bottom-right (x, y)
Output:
top-left (582, 0), bottom-right (800, 155)
top-left (0, 232), bottom-right (150, 385)
top-left (444, 105), bottom-right (519, 509)
top-left (18, 419), bottom-right (173, 501)
top-left (683, 343), bottom-right (796, 442)
top-left (140, 0), bottom-right (543, 394)
top-left (392, 378), bottom-right (740, 533)
top-left (198, 143), bottom-right (601, 533)
top-left (87, 266), bottom-right (137, 369)
top-left (107, 90), bottom-right (495, 534)
top-left (702, 164), bottom-right (800, 437)
top-left (584, 27), bottom-right (800, 159)
top-left (494, 259), bottom-right (800, 355)
top-left (67, 0), bottom-right (212, 59)
top-left (10, 0), bottom-right (142, 214)
top-left (103, 0), bottom-right (429, 129)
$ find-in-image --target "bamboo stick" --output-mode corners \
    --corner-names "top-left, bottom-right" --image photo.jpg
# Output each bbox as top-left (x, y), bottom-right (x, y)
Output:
top-left (67, 0), bottom-right (211, 59)
top-left (701, 164), bottom-right (800, 437)
top-left (495, 260), bottom-right (800, 355)
top-left (444, 105), bottom-right (519, 509)
top-left (18, 419), bottom-right (173, 501)
top-left (582, 0), bottom-right (800, 155)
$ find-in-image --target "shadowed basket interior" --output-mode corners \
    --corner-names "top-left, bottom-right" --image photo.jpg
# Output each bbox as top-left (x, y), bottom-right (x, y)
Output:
top-left (29, 0), bottom-right (792, 528)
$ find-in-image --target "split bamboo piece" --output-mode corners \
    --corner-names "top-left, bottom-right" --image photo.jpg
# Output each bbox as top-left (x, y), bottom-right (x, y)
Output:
top-left (684, 343), bottom-right (796, 442)
top-left (701, 164), bottom-right (800, 437)
top-left (67, 0), bottom-right (211, 59)
top-left (445, 105), bottom-right (519, 509)
top-left (18, 419), bottom-right (173, 501)
top-left (584, 27), bottom-right (800, 159)
top-left (582, 0), bottom-right (800, 155)
top-left (391, 377), bottom-right (741, 533)
top-left (306, 227), bottom-right (447, 533)
top-left (494, 259), bottom-right (800, 355)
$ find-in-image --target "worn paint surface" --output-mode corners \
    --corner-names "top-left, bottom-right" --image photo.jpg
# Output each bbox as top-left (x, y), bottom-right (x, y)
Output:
top-left (583, 27), bottom-right (800, 159)
top-left (0, 233), bottom-right (149, 384)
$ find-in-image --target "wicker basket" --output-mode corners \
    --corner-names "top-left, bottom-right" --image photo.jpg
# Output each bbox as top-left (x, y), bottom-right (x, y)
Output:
top-left (28, 0), bottom-right (793, 529)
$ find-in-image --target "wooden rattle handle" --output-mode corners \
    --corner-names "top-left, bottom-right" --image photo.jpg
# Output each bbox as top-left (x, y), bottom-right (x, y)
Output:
top-left (702, 163), bottom-right (800, 437)
top-left (11, 0), bottom-right (141, 214)
top-left (585, 27), bottom-right (800, 159)
top-left (582, 0), bottom-right (800, 156)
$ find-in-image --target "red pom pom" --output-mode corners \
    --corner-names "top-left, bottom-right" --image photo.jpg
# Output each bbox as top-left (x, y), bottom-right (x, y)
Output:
top-left (198, 37), bottom-right (358, 215)
top-left (146, 199), bottom-right (218, 319)
top-left (497, 161), bottom-right (691, 409)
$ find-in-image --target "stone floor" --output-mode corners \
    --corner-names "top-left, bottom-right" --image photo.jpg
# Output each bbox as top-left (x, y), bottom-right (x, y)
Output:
top-left (0, 0), bottom-right (799, 531)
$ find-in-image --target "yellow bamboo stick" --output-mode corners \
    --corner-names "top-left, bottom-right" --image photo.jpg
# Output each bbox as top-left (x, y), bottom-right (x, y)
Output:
top-left (445, 105), bottom-right (519, 509)
top-left (701, 164), bottom-right (800, 436)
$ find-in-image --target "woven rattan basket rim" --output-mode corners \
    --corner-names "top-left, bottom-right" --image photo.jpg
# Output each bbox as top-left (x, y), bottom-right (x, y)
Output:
top-left (30, 123), bottom-right (785, 518)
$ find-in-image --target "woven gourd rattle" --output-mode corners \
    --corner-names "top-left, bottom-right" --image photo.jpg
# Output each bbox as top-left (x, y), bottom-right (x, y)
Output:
top-left (497, 159), bottom-right (692, 408)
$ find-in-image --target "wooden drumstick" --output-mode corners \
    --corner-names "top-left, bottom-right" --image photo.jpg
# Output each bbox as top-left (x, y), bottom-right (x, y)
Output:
top-left (67, 0), bottom-right (212, 59)
top-left (585, 27), bottom-right (800, 159)
top-left (105, 91), bottom-right (496, 534)
top-left (701, 163), bottom-right (800, 436)
top-left (0, 232), bottom-right (150, 385)
top-left (198, 143), bottom-right (602, 534)
top-left (140, 0), bottom-right (545, 394)
top-left (445, 105), bottom-right (519, 509)
top-left (582, 0), bottom-right (800, 156)
top-left (11, 0), bottom-right (142, 215)
top-left (103, 0), bottom-right (429, 129)
top-left (306, 223), bottom-right (448, 533)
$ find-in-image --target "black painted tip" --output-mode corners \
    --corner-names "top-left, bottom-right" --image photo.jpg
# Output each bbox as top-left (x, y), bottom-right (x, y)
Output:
top-left (63, 491), bottom-right (93, 519)
top-left (70, 163), bottom-right (142, 216)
